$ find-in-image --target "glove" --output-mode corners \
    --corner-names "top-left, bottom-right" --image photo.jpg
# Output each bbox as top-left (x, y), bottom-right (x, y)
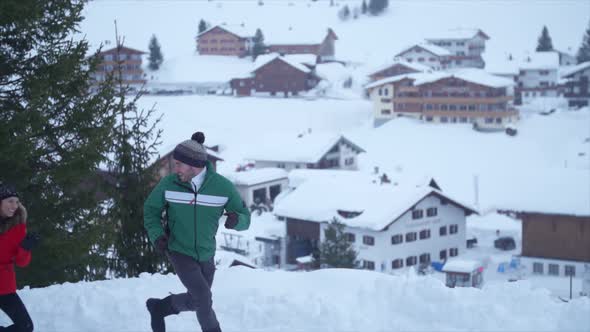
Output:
top-left (20, 233), bottom-right (41, 251)
top-left (224, 212), bottom-right (239, 229)
top-left (154, 235), bottom-right (169, 254)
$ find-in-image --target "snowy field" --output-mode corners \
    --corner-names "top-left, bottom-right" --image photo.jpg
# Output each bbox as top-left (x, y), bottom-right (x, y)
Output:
top-left (10, 266), bottom-right (590, 332)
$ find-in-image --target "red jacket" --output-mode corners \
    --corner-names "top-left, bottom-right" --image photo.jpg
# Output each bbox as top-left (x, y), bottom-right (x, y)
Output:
top-left (0, 222), bottom-right (31, 295)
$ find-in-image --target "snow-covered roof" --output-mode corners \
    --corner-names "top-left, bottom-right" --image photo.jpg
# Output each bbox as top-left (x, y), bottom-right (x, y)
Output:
top-left (560, 61), bottom-right (590, 78)
top-left (396, 43), bottom-right (452, 57)
top-left (248, 133), bottom-right (365, 164)
top-left (253, 53), bottom-right (311, 74)
top-left (198, 24), bottom-right (253, 39)
top-left (365, 69), bottom-right (514, 90)
top-left (266, 27), bottom-right (335, 45)
top-left (519, 52), bottom-right (560, 70)
top-left (274, 173), bottom-right (476, 231)
top-left (483, 53), bottom-right (520, 75)
top-left (426, 28), bottom-right (489, 41)
top-left (442, 259), bottom-right (483, 273)
top-left (368, 59), bottom-right (431, 77)
top-left (476, 168), bottom-right (590, 217)
top-left (223, 168), bottom-right (288, 186)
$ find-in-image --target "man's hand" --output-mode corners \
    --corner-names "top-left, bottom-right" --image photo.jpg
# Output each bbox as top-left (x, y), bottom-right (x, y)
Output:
top-left (224, 212), bottom-right (239, 229)
top-left (154, 235), bottom-right (169, 254)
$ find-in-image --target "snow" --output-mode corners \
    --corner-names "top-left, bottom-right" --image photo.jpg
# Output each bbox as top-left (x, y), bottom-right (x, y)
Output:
top-left (425, 28), bottom-right (488, 41)
top-left (265, 26), bottom-right (333, 45)
top-left (247, 133), bottom-right (362, 164)
top-left (397, 42), bottom-right (452, 57)
top-left (519, 51), bottom-right (560, 70)
top-left (198, 24), bottom-right (253, 39)
top-left (274, 172), bottom-right (475, 231)
top-left (253, 53), bottom-right (311, 74)
top-left (222, 168), bottom-right (288, 186)
top-left (442, 259), bottom-right (483, 273)
top-left (368, 59), bottom-right (432, 76)
top-left (8, 268), bottom-right (590, 332)
top-left (561, 61), bottom-right (590, 78)
top-left (365, 68), bottom-right (514, 89)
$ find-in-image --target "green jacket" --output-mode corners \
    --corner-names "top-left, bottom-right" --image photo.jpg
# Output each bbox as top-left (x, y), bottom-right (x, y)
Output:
top-left (144, 161), bottom-right (250, 261)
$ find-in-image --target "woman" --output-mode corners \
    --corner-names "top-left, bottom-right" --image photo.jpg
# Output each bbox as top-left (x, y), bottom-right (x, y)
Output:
top-left (0, 183), bottom-right (39, 332)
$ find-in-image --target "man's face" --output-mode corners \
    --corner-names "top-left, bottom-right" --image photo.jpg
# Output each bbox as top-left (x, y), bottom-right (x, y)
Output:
top-left (174, 160), bottom-right (203, 182)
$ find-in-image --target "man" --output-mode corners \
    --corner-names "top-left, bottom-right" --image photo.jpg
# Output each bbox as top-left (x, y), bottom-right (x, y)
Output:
top-left (144, 132), bottom-right (251, 332)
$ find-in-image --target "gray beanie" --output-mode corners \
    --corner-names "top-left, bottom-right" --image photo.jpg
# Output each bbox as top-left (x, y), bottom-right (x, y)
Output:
top-left (0, 183), bottom-right (18, 201)
top-left (173, 132), bottom-right (208, 167)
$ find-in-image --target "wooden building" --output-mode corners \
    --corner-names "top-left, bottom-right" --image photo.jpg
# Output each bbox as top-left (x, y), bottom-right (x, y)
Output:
top-left (266, 28), bottom-right (338, 63)
top-left (197, 25), bottom-right (253, 57)
top-left (91, 45), bottom-right (147, 86)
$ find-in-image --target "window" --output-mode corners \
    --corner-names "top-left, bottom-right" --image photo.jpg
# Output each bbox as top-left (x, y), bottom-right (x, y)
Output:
top-left (449, 248), bottom-right (458, 257)
top-left (565, 265), bottom-right (576, 277)
top-left (392, 259), bottom-right (404, 269)
top-left (548, 264), bottom-right (559, 276)
top-left (391, 234), bottom-right (403, 245)
top-left (533, 262), bottom-right (544, 274)
top-left (449, 224), bottom-right (458, 234)
top-left (439, 226), bottom-right (447, 236)
top-left (419, 253), bottom-right (431, 264)
top-left (104, 54), bottom-right (113, 61)
top-left (412, 209), bottom-right (423, 219)
top-left (363, 235), bottom-right (375, 246)
top-left (419, 229), bottom-right (431, 240)
top-left (345, 233), bottom-right (355, 243)
top-left (405, 232), bottom-right (417, 242)
top-left (363, 260), bottom-right (375, 270)
top-left (441, 117), bottom-right (449, 123)
top-left (427, 207), bottom-right (437, 217)
top-left (439, 250), bottom-right (447, 260)
top-left (406, 256), bottom-right (417, 266)
top-left (381, 109), bottom-right (392, 115)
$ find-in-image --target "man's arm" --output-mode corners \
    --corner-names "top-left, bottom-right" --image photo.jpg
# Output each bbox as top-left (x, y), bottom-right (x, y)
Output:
top-left (224, 183), bottom-right (251, 231)
top-left (144, 178), bottom-right (167, 244)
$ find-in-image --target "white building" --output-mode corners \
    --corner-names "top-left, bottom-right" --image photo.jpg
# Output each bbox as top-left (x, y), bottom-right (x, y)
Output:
top-left (223, 168), bottom-right (288, 209)
top-left (516, 52), bottom-right (562, 104)
top-left (561, 61), bottom-right (590, 108)
top-left (425, 28), bottom-right (490, 69)
top-left (395, 43), bottom-right (451, 71)
top-left (249, 133), bottom-right (365, 171)
top-left (273, 172), bottom-right (478, 273)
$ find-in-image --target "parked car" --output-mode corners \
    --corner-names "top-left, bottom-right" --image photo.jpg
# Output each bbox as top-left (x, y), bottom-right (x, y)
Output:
top-left (494, 236), bottom-right (516, 250)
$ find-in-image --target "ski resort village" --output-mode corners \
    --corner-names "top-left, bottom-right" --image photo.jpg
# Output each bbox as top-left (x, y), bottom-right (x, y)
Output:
top-left (2, 0), bottom-right (590, 331)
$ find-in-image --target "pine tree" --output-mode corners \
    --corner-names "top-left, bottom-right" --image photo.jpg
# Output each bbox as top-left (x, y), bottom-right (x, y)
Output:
top-left (1, 0), bottom-right (119, 287)
top-left (338, 5), bottom-right (351, 20)
top-left (102, 39), bottom-right (167, 278)
top-left (368, 0), bottom-right (388, 15)
top-left (252, 28), bottom-right (266, 60)
top-left (198, 19), bottom-right (208, 35)
top-left (536, 25), bottom-right (554, 52)
top-left (148, 34), bottom-right (164, 71)
top-left (361, 0), bottom-right (368, 14)
top-left (318, 218), bottom-right (358, 269)
top-left (576, 20), bottom-right (590, 63)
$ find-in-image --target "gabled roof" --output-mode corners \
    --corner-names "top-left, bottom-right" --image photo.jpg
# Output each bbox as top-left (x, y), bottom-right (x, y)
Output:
top-left (253, 54), bottom-right (311, 74)
top-left (426, 28), bottom-right (490, 41)
top-left (519, 52), bottom-right (560, 70)
top-left (223, 168), bottom-right (288, 186)
top-left (560, 61), bottom-right (590, 78)
top-left (274, 173), bottom-right (477, 231)
top-left (368, 59), bottom-right (431, 78)
top-left (197, 24), bottom-right (253, 39)
top-left (396, 43), bottom-right (452, 57)
top-left (248, 133), bottom-right (365, 164)
top-left (99, 45), bottom-right (146, 55)
top-left (365, 68), bottom-right (514, 90)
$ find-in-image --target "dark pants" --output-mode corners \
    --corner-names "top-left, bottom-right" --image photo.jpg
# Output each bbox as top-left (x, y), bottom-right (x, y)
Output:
top-left (0, 293), bottom-right (33, 332)
top-left (167, 251), bottom-right (219, 331)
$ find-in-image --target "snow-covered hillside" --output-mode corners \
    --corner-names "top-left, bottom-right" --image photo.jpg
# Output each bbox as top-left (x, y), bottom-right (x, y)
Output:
top-left (11, 267), bottom-right (590, 332)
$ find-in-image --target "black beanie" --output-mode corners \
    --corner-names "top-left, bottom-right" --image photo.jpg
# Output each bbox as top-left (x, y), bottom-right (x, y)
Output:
top-left (173, 132), bottom-right (208, 168)
top-left (0, 183), bottom-right (18, 201)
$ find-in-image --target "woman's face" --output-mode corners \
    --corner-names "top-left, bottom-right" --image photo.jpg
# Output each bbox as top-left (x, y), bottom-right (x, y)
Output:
top-left (0, 197), bottom-right (19, 218)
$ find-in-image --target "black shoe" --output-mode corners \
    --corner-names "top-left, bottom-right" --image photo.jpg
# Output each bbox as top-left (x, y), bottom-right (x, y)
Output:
top-left (146, 296), bottom-right (178, 332)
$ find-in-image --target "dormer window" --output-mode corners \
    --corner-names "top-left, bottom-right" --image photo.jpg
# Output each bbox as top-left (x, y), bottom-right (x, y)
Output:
top-left (337, 210), bottom-right (363, 219)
